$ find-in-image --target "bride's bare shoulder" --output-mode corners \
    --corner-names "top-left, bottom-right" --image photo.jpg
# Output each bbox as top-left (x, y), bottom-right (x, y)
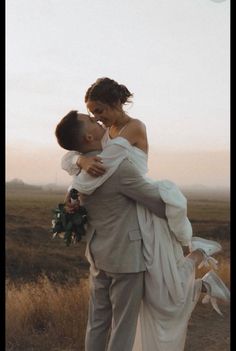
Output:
top-left (120, 118), bottom-right (148, 152)
top-left (124, 118), bottom-right (146, 136)
top-left (129, 118), bottom-right (146, 129)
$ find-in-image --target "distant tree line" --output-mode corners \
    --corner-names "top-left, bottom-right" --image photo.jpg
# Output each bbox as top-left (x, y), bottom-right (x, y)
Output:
top-left (6, 179), bottom-right (42, 190)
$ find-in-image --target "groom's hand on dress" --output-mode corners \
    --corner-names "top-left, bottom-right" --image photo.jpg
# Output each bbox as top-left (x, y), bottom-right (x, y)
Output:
top-left (64, 201), bottom-right (80, 214)
top-left (64, 191), bottom-right (80, 214)
top-left (77, 155), bottom-right (106, 177)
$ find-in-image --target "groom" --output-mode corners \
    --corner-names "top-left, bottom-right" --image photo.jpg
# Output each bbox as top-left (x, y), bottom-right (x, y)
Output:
top-left (55, 111), bottom-right (167, 351)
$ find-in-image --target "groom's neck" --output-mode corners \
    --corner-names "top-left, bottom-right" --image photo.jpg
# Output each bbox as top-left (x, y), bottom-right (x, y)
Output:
top-left (82, 150), bottom-right (102, 157)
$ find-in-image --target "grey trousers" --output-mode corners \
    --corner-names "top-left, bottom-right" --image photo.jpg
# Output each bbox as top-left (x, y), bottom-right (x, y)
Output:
top-left (85, 270), bottom-right (144, 351)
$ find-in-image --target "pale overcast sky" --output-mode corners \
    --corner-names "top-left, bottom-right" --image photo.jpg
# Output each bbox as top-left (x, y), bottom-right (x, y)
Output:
top-left (6, 0), bottom-right (230, 187)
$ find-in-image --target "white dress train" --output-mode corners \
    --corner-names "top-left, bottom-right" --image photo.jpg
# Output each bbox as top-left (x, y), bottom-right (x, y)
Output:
top-left (62, 131), bottom-right (202, 351)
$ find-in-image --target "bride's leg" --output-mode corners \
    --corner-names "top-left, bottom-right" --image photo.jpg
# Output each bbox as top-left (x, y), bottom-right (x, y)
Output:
top-left (186, 251), bottom-right (230, 313)
top-left (189, 237), bottom-right (222, 269)
top-left (186, 249), bottom-right (205, 269)
top-left (185, 250), bottom-right (207, 293)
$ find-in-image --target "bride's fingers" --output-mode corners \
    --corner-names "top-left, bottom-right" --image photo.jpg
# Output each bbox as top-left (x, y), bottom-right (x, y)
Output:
top-left (88, 162), bottom-right (106, 173)
top-left (88, 170), bottom-right (98, 177)
top-left (94, 163), bottom-right (106, 172)
top-left (87, 166), bottom-right (106, 177)
top-left (93, 156), bottom-right (103, 163)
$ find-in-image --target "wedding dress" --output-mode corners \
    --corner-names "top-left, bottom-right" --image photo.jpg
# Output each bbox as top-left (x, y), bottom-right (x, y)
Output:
top-left (62, 130), bottom-right (203, 351)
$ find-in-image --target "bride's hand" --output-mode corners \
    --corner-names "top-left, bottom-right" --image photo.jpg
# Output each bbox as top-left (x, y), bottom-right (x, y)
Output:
top-left (77, 155), bottom-right (106, 177)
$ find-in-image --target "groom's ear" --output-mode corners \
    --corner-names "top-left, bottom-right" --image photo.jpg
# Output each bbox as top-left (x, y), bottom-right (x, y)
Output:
top-left (84, 133), bottom-right (94, 143)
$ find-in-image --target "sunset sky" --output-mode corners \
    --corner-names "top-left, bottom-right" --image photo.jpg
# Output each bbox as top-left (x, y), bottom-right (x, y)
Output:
top-left (6, 0), bottom-right (230, 188)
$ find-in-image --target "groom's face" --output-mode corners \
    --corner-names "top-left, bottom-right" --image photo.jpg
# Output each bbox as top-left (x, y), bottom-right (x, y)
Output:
top-left (77, 113), bottom-right (105, 142)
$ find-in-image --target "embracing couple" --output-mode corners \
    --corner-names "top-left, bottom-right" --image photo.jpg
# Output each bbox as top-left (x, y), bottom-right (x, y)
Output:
top-left (55, 77), bottom-right (230, 351)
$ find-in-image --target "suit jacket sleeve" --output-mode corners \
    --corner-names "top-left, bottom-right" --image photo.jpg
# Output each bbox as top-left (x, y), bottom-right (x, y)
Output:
top-left (118, 159), bottom-right (167, 219)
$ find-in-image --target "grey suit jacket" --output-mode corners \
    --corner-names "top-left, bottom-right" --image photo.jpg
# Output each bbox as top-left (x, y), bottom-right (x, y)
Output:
top-left (80, 158), bottom-right (166, 274)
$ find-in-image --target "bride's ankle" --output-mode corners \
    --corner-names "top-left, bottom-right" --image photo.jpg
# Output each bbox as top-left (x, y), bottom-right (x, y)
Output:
top-left (201, 281), bottom-right (208, 293)
top-left (187, 249), bottom-right (205, 266)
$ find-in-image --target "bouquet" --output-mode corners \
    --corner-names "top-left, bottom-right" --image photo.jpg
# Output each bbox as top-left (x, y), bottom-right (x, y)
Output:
top-left (51, 189), bottom-right (87, 246)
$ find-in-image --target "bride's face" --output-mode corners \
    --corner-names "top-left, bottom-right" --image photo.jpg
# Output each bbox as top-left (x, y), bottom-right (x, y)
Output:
top-left (86, 100), bottom-right (121, 128)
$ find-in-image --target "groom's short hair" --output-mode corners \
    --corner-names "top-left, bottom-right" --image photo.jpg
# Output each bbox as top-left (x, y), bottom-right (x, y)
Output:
top-left (55, 110), bottom-right (85, 151)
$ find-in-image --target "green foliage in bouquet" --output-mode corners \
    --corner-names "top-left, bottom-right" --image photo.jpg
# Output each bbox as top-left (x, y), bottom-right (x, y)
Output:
top-left (51, 202), bottom-right (87, 246)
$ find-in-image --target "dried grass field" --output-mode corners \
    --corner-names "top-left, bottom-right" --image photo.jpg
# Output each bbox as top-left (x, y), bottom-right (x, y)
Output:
top-left (6, 188), bottom-right (230, 351)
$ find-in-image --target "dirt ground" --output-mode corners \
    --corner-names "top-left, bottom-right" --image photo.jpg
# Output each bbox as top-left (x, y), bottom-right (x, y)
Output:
top-left (6, 188), bottom-right (231, 350)
top-left (185, 300), bottom-right (230, 351)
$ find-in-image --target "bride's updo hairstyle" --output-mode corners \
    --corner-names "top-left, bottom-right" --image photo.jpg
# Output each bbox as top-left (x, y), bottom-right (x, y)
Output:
top-left (85, 77), bottom-right (133, 107)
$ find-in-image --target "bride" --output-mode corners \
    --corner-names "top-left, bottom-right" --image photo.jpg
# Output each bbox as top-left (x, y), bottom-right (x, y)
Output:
top-left (58, 77), bottom-right (230, 351)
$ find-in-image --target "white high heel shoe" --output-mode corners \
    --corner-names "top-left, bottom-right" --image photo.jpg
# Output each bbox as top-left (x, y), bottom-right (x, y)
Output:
top-left (190, 237), bottom-right (222, 269)
top-left (201, 270), bottom-right (230, 316)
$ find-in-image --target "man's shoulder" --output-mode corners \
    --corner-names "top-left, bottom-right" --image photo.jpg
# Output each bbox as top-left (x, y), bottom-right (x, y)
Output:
top-left (93, 158), bottom-right (137, 187)
top-left (115, 158), bottom-right (139, 177)
top-left (116, 157), bottom-right (133, 169)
